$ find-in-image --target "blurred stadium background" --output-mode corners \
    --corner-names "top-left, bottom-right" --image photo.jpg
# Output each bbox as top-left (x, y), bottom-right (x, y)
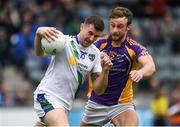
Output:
top-left (0, 0), bottom-right (180, 126)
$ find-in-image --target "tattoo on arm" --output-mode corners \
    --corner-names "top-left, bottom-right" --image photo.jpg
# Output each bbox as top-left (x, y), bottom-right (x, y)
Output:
top-left (91, 73), bottom-right (97, 82)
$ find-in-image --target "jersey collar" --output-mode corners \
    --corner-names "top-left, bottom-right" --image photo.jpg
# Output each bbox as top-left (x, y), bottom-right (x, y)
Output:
top-left (75, 35), bottom-right (79, 44)
top-left (75, 35), bottom-right (88, 49)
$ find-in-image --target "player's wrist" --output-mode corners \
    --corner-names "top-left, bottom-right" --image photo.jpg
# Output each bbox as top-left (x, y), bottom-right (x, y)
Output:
top-left (102, 69), bottom-right (110, 74)
top-left (139, 69), bottom-right (144, 77)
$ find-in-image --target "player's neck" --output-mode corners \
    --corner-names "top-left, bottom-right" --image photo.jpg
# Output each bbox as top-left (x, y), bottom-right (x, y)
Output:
top-left (77, 34), bottom-right (86, 48)
top-left (113, 34), bottom-right (126, 45)
top-left (120, 35), bottom-right (126, 43)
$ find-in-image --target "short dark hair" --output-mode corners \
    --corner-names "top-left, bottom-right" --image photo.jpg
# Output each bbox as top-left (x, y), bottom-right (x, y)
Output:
top-left (109, 7), bottom-right (133, 26)
top-left (84, 15), bottom-right (104, 32)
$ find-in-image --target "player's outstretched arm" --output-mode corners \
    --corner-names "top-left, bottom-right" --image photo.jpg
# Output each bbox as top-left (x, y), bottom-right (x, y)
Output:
top-left (34, 27), bottom-right (59, 56)
top-left (130, 54), bottom-right (156, 82)
top-left (91, 52), bottom-right (112, 95)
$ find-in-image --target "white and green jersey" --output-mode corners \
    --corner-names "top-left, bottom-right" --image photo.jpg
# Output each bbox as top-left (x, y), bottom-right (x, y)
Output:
top-left (34, 35), bottom-right (102, 110)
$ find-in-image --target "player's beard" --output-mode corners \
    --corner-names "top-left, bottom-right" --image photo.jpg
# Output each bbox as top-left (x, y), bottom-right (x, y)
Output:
top-left (111, 32), bottom-right (125, 42)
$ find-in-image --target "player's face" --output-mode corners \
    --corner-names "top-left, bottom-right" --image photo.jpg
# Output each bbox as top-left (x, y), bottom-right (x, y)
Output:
top-left (79, 24), bottom-right (101, 47)
top-left (109, 17), bottom-right (129, 41)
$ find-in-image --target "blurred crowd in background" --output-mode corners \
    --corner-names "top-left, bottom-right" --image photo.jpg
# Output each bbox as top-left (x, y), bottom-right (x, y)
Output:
top-left (0, 0), bottom-right (180, 126)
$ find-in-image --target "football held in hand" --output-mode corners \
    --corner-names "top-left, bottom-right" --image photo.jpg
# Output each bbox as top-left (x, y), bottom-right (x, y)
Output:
top-left (41, 31), bottom-right (66, 55)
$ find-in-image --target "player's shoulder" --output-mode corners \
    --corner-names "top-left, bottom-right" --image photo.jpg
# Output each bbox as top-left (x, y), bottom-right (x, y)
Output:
top-left (126, 37), bottom-right (146, 49)
top-left (95, 38), bottom-right (108, 45)
top-left (64, 35), bottom-right (79, 46)
top-left (95, 38), bottom-right (109, 50)
top-left (126, 37), bottom-right (149, 56)
top-left (65, 35), bottom-right (75, 41)
top-left (90, 44), bottom-right (101, 54)
top-left (126, 37), bottom-right (141, 46)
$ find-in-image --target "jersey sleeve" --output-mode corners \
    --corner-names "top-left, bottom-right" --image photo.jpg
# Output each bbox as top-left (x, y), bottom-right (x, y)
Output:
top-left (95, 39), bottom-right (109, 53)
top-left (127, 38), bottom-right (149, 59)
top-left (94, 39), bottom-right (106, 49)
top-left (134, 44), bottom-right (148, 59)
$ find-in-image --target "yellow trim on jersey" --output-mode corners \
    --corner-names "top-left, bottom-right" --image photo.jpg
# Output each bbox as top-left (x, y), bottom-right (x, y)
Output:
top-left (87, 74), bottom-right (93, 98)
top-left (119, 77), bottom-right (133, 103)
top-left (68, 56), bottom-right (77, 65)
top-left (118, 46), bottom-right (138, 104)
top-left (125, 45), bottom-right (135, 58)
top-left (99, 43), bottom-right (108, 50)
top-left (111, 41), bottom-right (121, 47)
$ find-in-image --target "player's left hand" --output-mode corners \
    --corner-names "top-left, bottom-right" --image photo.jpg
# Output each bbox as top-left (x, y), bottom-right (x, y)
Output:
top-left (130, 70), bottom-right (143, 83)
top-left (100, 52), bottom-right (113, 72)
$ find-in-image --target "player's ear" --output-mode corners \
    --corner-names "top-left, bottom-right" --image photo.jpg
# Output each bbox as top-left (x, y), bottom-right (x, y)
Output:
top-left (80, 23), bottom-right (84, 31)
top-left (127, 24), bottom-right (131, 31)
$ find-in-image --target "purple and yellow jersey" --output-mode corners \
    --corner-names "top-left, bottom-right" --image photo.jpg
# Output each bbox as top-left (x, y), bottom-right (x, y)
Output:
top-left (88, 36), bottom-right (149, 106)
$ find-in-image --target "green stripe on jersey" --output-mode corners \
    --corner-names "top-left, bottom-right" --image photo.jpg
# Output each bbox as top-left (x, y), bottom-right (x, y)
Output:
top-left (70, 40), bottom-right (83, 85)
top-left (70, 40), bottom-right (79, 59)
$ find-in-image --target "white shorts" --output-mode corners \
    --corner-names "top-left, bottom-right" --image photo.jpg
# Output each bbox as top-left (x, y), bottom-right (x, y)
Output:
top-left (81, 100), bottom-right (135, 126)
top-left (34, 93), bottom-right (69, 119)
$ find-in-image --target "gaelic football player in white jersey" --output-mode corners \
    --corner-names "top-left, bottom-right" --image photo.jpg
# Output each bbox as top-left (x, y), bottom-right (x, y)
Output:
top-left (33, 15), bottom-right (112, 126)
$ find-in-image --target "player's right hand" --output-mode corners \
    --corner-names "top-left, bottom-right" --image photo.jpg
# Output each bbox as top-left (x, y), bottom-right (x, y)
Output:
top-left (130, 70), bottom-right (143, 83)
top-left (100, 52), bottom-right (113, 72)
top-left (36, 27), bottom-right (59, 42)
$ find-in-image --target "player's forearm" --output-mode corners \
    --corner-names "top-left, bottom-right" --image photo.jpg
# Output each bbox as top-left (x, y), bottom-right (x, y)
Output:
top-left (139, 62), bottom-right (156, 77)
top-left (93, 71), bottom-right (109, 95)
top-left (138, 54), bottom-right (156, 77)
top-left (34, 31), bottom-right (44, 56)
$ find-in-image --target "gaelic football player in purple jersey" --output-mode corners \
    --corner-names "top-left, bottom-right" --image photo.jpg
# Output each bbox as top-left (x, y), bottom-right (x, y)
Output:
top-left (81, 7), bottom-right (156, 126)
